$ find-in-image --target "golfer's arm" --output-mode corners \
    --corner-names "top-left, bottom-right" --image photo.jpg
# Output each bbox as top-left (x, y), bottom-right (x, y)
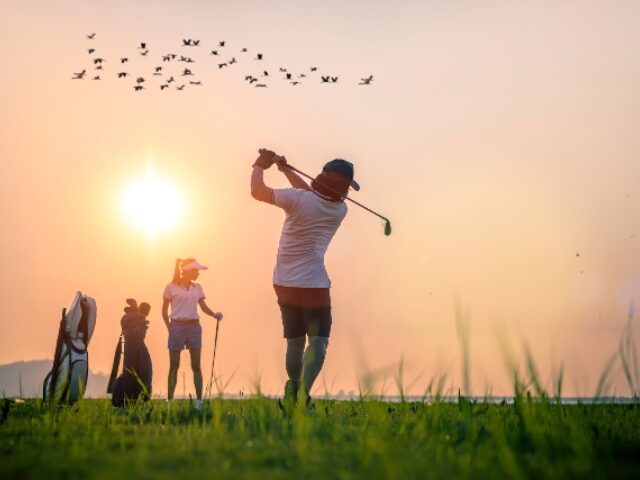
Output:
top-left (199, 299), bottom-right (216, 317)
top-left (162, 298), bottom-right (170, 327)
top-left (251, 166), bottom-right (274, 203)
top-left (282, 168), bottom-right (310, 190)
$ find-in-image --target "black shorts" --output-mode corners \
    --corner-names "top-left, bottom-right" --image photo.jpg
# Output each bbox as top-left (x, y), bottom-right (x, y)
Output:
top-left (273, 284), bottom-right (332, 338)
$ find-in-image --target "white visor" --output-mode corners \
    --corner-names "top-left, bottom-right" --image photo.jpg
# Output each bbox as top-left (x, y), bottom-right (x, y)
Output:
top-left (182, 260), bottom-right (208, 271)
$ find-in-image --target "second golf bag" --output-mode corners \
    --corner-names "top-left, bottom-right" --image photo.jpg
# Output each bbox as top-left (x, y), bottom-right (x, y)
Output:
top-left (43, 292), bottom-right (97, 405)
top-left (108, 299), bottom-right (153, 406)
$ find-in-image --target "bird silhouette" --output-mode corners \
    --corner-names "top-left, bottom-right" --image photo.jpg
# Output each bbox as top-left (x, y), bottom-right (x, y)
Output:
top-left (359, 75), bottom-right (373, 85)
top-left (310, 67), bottom-right (317, 71)
top-left (160, 84), bottom-right (169, 90)
top-left (133, 85), bottom-right (144, 91)
top-left (154, 66), bottom-right (162, 75)
top-left (121, 57), bottom-right (128, 63)
top-left (179, 56), bottom-right (195, 63)
top-left (331, 76), bottom-right (338, 83)
top-left (218, 63), bottom-right (227, 69)
top-left (136, 77), bottom-right (145, 83)
top-left (245, 75), bottom-right (255, 81)
top-left (176, 85), bottom-right (185, 90)
top-left (255, 83), bottom-right (267, 88)
top-left (249, 78), bottom-right (258, 84)
top-left (162, 55), bottom-right (173, 62)
top-left (189, 81), bottom-right (202, 85)
top-left (182, 38), bottom-right (192, 46)
top-left (72, 69), bottom-right (86, 79)
top-left (241, 48), bottom-right (248, 52)
top-left (93, 75), bottom-right (101, 80)
top-left (284, 73), bottom-right (292, 80)
top-left (117, 72), bottom-right (128, 78)
top-left (291, 81), bottom-right (300, 86)
top-left (255, 53), bottom-right (263, 60)
top-left (140, 50), bottom-right (149, 56)
top-left (93, 58), bottom-right (104, 64)
top-left (229, 57), bottom-right (237, 64)
top-left (95, 65), bottom-right (103, 70)
top-left (210, 50), bottom-right (218, 55)
top-left (88, 48), bottom-right (95, 54)
top-left (262, 70), bottom-right (269, 77)
top-left (279, 67), bottom-right (287, 72)
top-left (218, 41), bottom-right (225, 47)
top-left (321, 76), bottom-right (330, 83)
top-left (193, 39), bottom-right (200, 46)
top-left (86, 33), bottom-right (96, 39)
top-left (139, 42), bottom-right (146, 49)
top-left (167, 76), bottom-right (175, 83)
top-left (298, 73), bottom-right (307, 78)
top-left (182, 68), bottom-right (193, 76)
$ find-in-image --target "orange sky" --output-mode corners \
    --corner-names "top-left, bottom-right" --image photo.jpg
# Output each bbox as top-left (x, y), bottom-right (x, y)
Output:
top-left (1, 0), bottom-right (639, 397)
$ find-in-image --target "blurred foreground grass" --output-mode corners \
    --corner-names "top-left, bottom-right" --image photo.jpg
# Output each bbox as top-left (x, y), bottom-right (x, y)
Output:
top-left (1, 396), bottom-right (639, 480)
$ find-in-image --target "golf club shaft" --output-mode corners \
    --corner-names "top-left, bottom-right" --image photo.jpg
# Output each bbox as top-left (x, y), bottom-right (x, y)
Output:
top-left (205, 319), bottom-right (221, 398)
top-left (284, 164), bottom-right (391, 224)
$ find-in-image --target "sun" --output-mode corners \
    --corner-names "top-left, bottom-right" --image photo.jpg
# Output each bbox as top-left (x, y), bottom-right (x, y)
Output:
top-left (120, 167), bottom-right (183, 239)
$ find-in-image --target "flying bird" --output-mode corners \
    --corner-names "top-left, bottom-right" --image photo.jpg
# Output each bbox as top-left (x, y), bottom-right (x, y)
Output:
top-left (176, 85), bottom-right (185, 90)
top-left (138, 42), bottom-right (146, 49)
top-left (160, 84), bottom-right (169, 90)
top-left (163, 55), bottom-right (173, 62)
top-left (117, 72), bottom-right (128, 78)
top-left (291, 81), bottom-right (300, 86)
top-left (140, 49), bottom-right (149, 56)
top-left (182, 38), bottom-right (192, 46)
top-left (189, 81), bottom-right (202, 85)
top-left (284, 73), bottom-right (292, 80)
top-left (255, 83), bottom-right (267, 88)
top-left (182, 68), bottom-right (193, 76)
top-left (310, 67), bottom-right (317, 71)
top-left (95, 65), bottom-right (103, 70)
top-left (86, 33), bottom-right (96, 39)
top-left (193, 39), bottom-right (200, 46)
top-left (240, 48), bottom-right (248, 52)
top-left (262, 70), bottom-right (269, 77)
top-left (229, 57), bottom-right (237, 64)
top-left (255, 53), bottom-right (263, 60)
top-left (298, 73), bottom-right (307, 78)
top-left (321, 76), bottom-right (330, 83)
top-left (154, 66), bottom-right (162, 75)
top-left (93, 58), bottom-right (104, 64)
top-left (279, 67), bottom-right (287, 72)
top-left (210, 50), bottom-right (218, 55)
top-left (133, 85), bottom-right (144, 91)
top-left (331, 76), bottom-right (338, 83)
top-left (92, 76), bottom-right (101, 80)
top-left (136, 77), bottom-right (145, 83)
top-left (359, 75), bottom-right (373, 85)
top-left (121, 57), bottom-right (128, 63)
top-left (167, 76), bottom-right (175, 83)
top-left (218, 63), bottom-right (227, 68)
top-left (87, 48), bottom-right (95, 54)
top-left (218, 40), bottom-right (225, 47)
top-left (72, 69), bottom-right (86, 79)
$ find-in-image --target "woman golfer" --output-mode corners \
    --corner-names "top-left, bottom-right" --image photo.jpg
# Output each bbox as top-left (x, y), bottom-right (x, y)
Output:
top-left (162, 258), bottom-right (223, 408)
top-left (251, 148), bottom-right (358, 407)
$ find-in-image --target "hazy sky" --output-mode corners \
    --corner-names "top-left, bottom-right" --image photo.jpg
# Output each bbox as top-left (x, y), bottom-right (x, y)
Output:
top-left (1, 0), bottom-right (639, 397)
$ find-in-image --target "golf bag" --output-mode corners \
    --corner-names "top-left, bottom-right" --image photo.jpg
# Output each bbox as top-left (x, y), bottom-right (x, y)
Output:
top-left (108, 303), bottom-right (152, 406)
top-left (43, 292), bottom-right (97, 405)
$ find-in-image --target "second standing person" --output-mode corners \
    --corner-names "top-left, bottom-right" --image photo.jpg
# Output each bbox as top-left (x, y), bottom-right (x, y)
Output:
top-left (162, 258), bottom-right (223, 409)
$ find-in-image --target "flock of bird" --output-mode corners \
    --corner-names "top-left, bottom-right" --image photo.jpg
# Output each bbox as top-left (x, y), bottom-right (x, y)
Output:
top-left (72, 34), bottom-right (374, 92)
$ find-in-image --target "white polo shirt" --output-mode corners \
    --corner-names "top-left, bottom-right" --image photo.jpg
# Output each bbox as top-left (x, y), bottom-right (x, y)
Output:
top-left (163, 282), bottom-right (205, 320)
top-left (272, 188), bottom-right (347, 288)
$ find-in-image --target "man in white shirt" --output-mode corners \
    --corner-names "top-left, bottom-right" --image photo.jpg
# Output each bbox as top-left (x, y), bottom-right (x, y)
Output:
top-left (251, 148), bottom-right (359, 407)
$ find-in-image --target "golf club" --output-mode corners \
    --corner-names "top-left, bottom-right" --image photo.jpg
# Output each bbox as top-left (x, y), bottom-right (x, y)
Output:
top-left (281, 161), bottom-right (392, 236)
top-left (204, 318), bottom-right (221, 398)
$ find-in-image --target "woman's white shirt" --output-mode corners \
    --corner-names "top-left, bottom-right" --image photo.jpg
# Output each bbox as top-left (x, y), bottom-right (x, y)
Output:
top-left (163, 282), bottom-right (205, 320)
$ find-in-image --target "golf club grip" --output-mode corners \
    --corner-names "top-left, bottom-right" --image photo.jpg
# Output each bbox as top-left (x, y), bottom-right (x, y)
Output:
top-left (285, 164), bottom-right (390, 223)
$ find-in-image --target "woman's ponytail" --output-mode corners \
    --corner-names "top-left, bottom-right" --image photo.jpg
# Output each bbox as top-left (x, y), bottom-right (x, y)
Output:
top-left (172, 258), bottom-right (182, 284)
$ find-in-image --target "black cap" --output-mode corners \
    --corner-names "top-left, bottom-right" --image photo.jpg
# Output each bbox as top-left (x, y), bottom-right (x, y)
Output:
top-left (323, 159), bottom-right (360, 191)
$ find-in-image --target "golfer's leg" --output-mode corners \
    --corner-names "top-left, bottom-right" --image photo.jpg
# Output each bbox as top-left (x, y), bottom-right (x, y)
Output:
top-left (301, 336), bottom-right (329, 394)
top-left (189, 348), bottom-right (203, 400)
top-left (286, 336), bottom-right (305, 381)
top-left (168, 350), bottom-right (181, 400)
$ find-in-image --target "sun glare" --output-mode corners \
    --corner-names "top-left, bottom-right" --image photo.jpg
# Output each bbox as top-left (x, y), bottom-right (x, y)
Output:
top-left (120, 168), bottom-right (183, 239)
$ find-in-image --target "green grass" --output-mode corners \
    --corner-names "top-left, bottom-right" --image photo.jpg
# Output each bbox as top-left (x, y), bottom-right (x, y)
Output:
top-left (1, 396), bottom-right (639, 480)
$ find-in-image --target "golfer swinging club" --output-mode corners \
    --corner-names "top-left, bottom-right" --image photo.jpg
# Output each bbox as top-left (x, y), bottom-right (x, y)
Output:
top-left (251, 148), bottom-right (359, 406)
